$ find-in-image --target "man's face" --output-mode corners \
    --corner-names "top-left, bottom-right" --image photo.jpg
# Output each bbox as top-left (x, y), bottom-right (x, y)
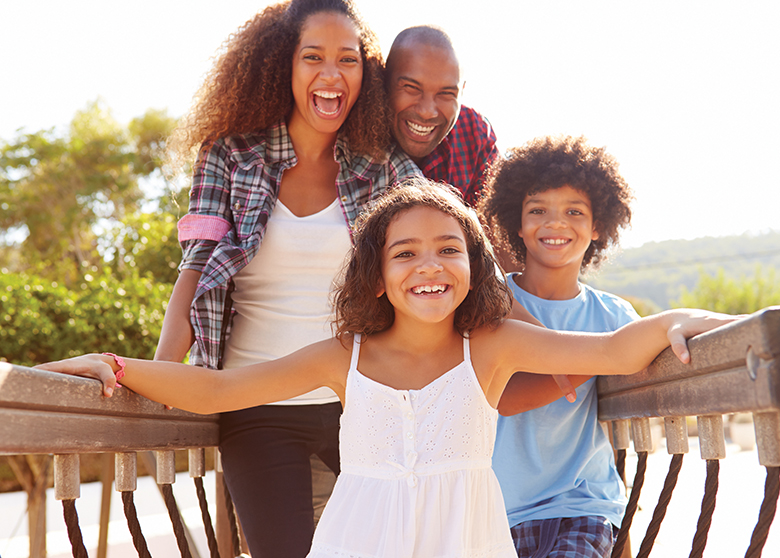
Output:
top-left (387, 43), bottom-right (461, 163)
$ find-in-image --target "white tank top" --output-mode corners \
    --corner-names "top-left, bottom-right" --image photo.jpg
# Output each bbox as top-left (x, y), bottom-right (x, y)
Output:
top-left (222, 198), bottom-right (351, 405)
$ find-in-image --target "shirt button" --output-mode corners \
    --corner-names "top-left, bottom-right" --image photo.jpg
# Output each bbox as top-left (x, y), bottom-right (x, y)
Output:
top-left (406, 432), bottom-right (413, 440)
top-left (406, 412), bottom-right (414, 420)
top-left (340, 195), bottom-right (347, 202)
top-left (233, 202), bottom-right (241, 210)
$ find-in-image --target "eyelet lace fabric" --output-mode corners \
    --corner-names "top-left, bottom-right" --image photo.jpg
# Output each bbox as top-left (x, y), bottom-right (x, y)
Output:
top-left (307, 335), bottom-right (516, 558)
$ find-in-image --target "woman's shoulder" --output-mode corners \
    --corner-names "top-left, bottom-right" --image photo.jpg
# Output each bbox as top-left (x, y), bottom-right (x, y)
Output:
top-left (202, 122), bottom-right (294, 169)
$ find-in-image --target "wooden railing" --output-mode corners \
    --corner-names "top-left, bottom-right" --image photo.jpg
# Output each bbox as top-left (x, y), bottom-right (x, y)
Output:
top-left (597, 306), bottom-right (780, 557)
top-left (0, 362), bottom-right (225, 558)
top-left (1, 306), bottom-right (778, 558)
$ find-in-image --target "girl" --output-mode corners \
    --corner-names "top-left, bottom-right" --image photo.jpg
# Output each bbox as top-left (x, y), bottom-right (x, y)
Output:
top-left (159, 0), bottom-right (418, 554)
top-left (37, 179), bottom-right (738, 558)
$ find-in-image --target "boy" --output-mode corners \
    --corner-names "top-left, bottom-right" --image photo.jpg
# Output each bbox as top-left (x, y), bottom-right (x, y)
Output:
top-left (479, 135), bottom-right (636, 558)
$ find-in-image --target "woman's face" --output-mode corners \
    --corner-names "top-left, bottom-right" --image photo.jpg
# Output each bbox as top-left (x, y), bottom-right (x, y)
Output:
top-left (289, 11), bottom-right (363, 137)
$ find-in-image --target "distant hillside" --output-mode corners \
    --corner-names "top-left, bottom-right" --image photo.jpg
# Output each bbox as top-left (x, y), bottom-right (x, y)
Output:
top-left (584, 230), bottom-right (780, 309)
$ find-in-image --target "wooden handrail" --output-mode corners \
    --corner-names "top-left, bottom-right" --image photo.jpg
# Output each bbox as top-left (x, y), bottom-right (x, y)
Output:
top-left (597, 306), bottom-right (780, 421)
top-left (0, 363), bottom-right (219, 455)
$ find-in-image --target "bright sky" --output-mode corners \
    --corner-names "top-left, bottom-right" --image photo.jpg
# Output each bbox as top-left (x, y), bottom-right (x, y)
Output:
top-left (1, 0), bottom-right (778, 248)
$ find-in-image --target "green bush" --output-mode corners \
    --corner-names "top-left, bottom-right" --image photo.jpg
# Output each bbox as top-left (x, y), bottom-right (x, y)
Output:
top-left (0, 269), bottom-right (172, 366)
top-left (674, 267), bottom-right (780, 314)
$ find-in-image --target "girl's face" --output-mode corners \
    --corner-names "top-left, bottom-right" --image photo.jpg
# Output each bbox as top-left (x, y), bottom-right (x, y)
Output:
top-left (518, 185), bottom-right (599, 274)
top-left (378, 206), bottom-right (471, 326)
top-left (289, 11), bottom-right (363, 136)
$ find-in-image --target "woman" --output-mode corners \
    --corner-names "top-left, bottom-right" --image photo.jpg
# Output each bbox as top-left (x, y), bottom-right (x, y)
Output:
top-left (157, 1), bottom-right (418, 556)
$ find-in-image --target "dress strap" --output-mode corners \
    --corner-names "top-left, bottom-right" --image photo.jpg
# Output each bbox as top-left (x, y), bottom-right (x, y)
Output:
top-left (349, 333), bottom-right (362, 372)
top-left (462, 334), bottom-right (471, 363)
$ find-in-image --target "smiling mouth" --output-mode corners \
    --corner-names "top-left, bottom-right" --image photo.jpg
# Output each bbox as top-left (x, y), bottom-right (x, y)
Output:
top-left (313, 91), bottom-right (343, 116)
top-left (541, 238), bottom-right (571, 246)
top-left (405, 120), bottom-right (435, 137)
top-left (411, 284), bottom-right (449, 295)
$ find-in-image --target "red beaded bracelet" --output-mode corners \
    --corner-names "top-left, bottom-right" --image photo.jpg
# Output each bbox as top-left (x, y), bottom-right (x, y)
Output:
top-left (102, 352), bottom-right (126, 385)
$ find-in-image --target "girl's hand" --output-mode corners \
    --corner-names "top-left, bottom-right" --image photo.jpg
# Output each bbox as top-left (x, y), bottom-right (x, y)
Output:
top-left (34, 354), bottom-right (118, 397)
top-left (666, 309), bottom-right (743, 363)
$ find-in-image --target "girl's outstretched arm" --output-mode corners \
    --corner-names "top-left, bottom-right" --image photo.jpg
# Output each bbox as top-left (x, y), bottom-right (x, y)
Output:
top-left (475, 308), bottom-right (740, 406)
top-left (34, 338), bottom-right (351, 414)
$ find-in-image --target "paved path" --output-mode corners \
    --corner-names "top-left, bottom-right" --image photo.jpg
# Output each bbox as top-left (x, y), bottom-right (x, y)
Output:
top-left (1, 439), bottom-right (778, 557)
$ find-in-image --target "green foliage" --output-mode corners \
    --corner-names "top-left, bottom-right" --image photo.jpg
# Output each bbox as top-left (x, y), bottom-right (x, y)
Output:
top-left (105, 212), bottom-right (182, 284)
top-left (0, 269), bottom-right (172, 366)
top-left (590, 231), bottom-right (780, 309)
top-left (674, 267), bottom-right (780, 314)
top-left (0, 100), bottom-right (178, 285)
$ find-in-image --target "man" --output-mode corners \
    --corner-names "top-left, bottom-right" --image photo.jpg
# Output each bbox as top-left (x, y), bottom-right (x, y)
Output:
top-left (385, 25), bottom-right (500, 205)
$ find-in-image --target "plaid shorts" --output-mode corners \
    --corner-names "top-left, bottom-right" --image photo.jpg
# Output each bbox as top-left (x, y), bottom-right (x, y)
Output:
top-left (510, 515), bottom-right (617, 558)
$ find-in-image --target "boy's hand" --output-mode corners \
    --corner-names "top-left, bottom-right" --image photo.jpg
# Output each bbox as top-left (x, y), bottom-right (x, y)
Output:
top-left (35, 354), bottom-right (118, 397)
top-left (553, 375), bottom-right (577, 403)
top-left (665, 309), bottom-right (743, 363)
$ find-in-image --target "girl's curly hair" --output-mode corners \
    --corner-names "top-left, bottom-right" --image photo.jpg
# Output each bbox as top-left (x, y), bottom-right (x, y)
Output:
top-left (478, 135), bottom-right (633, 271)
top-left (333, 178), bottom-right (513, 339)
top-left (167, 0), bottom-right (390, 169)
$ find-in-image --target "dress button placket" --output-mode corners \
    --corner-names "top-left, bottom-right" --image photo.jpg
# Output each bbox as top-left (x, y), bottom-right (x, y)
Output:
top-left (400, 391), bottom-right (416, 465)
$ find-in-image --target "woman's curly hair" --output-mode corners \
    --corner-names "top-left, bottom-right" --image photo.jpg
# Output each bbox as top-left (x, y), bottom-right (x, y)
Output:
top-left (333, 178), bottom-right (513, 340)
top-left (478, 135), bottom-right (633, 271)
top-left (167, 0), bottom-right (390, 168)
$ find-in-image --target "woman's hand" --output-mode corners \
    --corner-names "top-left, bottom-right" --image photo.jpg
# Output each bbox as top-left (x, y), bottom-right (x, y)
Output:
top-left (35, 354), bottom-right (119, 397)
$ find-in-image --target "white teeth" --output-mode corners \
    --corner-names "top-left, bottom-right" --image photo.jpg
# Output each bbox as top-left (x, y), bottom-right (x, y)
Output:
top-left (314, 91), bottom-right (341, 99)
top-left (542, 238), bottom-right (569, 245)
top-left (412, 284), bottom-right (447, 294)
top-left (406, 121), bottom-right (435, 136)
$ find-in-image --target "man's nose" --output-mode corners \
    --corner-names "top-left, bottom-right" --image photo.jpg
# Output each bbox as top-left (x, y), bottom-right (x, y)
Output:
top-left (415, 95), bottom-right (439, 120)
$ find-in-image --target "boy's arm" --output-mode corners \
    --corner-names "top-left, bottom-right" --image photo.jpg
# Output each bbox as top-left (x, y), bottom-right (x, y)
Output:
top-left (497, 372), bottom-right (590, 416)
top-left (507, 299), bottom-right (578, 403)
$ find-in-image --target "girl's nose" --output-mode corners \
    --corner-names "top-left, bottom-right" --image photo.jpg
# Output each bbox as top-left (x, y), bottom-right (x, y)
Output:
top-left (417, 254), bottom-right (444, 273)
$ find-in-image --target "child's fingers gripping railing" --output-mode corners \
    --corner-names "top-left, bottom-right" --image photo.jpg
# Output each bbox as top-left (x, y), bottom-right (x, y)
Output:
top-left (599, 306), bottom-right (780, 558)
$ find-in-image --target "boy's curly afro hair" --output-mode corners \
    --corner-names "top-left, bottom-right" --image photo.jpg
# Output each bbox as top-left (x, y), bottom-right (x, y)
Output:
top-left (478, 135), bottom-right (633, 271)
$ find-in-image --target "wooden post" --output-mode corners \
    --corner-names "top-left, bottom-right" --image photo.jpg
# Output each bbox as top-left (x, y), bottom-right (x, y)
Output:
top-left (8, 454), bottom-right (50, 558)
top-left (97, 453), bottom-right (114, 558)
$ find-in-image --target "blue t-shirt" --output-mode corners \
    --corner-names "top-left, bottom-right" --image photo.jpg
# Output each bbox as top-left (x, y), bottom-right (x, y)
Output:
top-left (492, 275), bottom-right (640, 528)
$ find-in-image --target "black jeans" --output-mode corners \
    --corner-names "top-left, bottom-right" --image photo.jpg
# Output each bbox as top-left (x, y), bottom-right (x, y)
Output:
top-left (219, 402), bottom-right (342, 558)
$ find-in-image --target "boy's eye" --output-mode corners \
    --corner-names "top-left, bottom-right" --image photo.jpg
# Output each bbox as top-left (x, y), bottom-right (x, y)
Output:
top-left (528, 208), bottom-right (544, 215)
top-left (568, 209), bottom-right (584, 216)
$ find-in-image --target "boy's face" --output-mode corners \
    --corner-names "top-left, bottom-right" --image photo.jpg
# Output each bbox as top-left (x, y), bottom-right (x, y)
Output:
top-left (518, 185), bottom-right (599, 275)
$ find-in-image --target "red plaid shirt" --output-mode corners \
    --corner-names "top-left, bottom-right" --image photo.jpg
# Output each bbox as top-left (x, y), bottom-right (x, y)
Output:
top-left (417, 105), bottom-right (499, 206)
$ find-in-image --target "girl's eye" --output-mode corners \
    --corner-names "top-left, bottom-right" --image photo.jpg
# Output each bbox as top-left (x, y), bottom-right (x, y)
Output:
top-left (394, 251), bottom-right (414, 259)
top-left (341, 56), bottom-right (359, 64)
top-left (441, 247), bottom-right (460, 254)
top-left (303, 54), bottom-right (321, 61)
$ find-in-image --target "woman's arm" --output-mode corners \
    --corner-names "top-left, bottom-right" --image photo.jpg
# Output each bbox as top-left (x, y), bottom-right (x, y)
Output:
top-left (154, 269), bottom-right (200, 362)
top-left (35, 338), bottom-right (350, 415)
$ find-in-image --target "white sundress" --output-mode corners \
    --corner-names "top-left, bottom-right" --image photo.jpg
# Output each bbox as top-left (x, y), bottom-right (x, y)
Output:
top-left (307, 335), bottom-right (516, 558)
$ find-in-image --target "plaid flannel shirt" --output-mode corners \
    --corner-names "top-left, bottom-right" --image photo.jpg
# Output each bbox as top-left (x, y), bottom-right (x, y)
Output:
top-left (177, 120), bottom-right (420, 369)
top-left (418, 105), bottom-right (499, 206)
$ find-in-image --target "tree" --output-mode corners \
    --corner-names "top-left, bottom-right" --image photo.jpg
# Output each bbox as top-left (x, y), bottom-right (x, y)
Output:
top-left (674, 267), bottom-right (780, 314)
top-left (0, 100), bottom-right (178, 284)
